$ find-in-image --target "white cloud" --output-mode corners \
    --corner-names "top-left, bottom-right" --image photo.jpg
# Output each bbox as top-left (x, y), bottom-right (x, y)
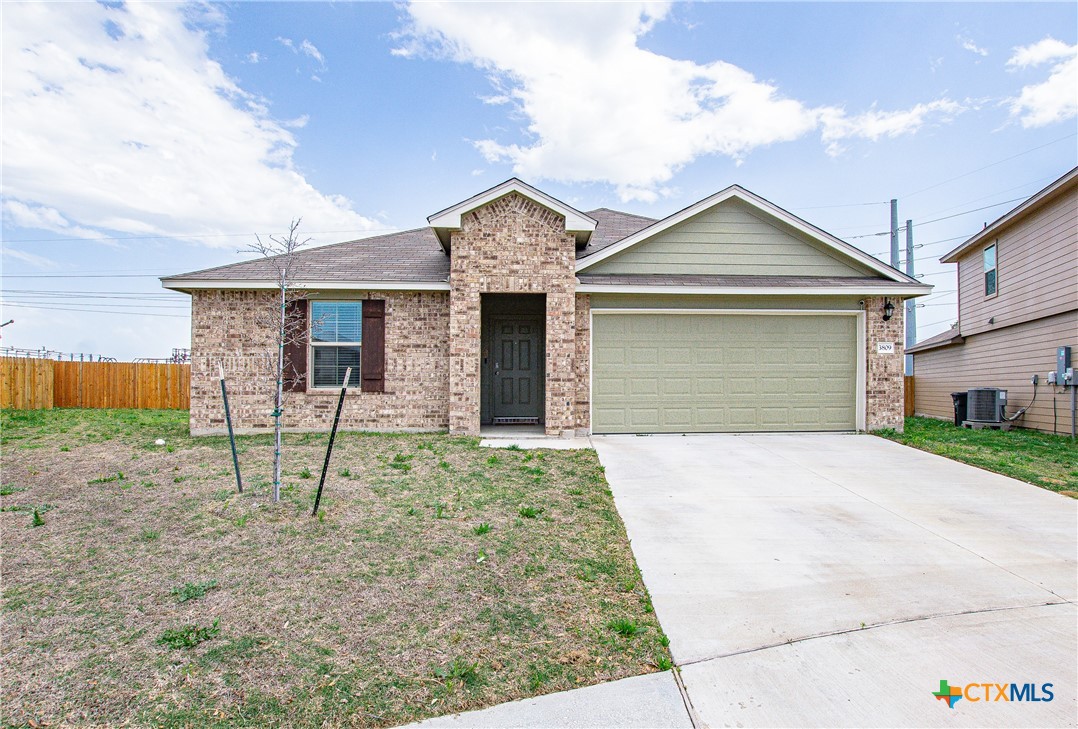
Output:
top-left (2, 246), bottom-right (57, 269)
top-left (1007, 37), bottom-right (1074, 68)
top-left (396, 1), bottom-right (964, 202)
top-left (3, 200), bottom-right (103, 242)
top-left (1006, 37), bottom-right (1077, 128)
top-left (300, 39), bottom-right (325, 68)
top-left (246, 51), bottom-right (262, 63)
top-left (2, 3), bottom-right (378, 247)
top-left (958, 35), bottom-right (988, 57)
top-left (276, 36), bottom-right (295, 51)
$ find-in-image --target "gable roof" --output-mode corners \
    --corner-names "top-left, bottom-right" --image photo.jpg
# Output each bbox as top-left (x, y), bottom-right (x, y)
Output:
top-left (574, 184), bottom-right (918, 284)
top-left (941, 166), bottom-right (1078, 263)
top-left (427, 178), bottom-right (597, 250)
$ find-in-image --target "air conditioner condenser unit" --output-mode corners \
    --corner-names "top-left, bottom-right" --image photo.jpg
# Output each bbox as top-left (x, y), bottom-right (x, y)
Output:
top-left (966, 388), bottom-right (1007, 424)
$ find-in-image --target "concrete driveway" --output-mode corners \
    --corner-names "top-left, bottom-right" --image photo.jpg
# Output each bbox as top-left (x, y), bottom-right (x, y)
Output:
top-left (593, 433), bottom-right (1077, 728)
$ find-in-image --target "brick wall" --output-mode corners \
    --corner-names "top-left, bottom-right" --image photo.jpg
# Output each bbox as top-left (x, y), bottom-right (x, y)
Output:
top-left (864, 295), bottom-right (905, 431)
top-left (448, 192), bottom-right (578, 436)
top-left (189, 289), bottom-right (449, 435)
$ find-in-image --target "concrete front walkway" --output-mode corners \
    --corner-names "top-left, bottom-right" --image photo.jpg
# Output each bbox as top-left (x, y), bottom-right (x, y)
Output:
top-left (593, 433), bottom-right (1077, 727)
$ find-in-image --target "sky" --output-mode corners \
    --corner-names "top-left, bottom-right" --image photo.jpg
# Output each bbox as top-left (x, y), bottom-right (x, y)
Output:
top-left (1, 1), bottom-right (1076, 361)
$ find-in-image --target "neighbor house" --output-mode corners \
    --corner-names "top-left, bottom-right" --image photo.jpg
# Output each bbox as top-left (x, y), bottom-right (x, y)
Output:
top-left (907, 166), bottom-right (1077, 433)
top-left (162, 179), bottom-right (930, 437)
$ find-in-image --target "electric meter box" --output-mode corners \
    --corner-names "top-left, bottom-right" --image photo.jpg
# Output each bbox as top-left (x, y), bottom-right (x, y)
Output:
top-left (1058, 346), bottom-right (1072, 385)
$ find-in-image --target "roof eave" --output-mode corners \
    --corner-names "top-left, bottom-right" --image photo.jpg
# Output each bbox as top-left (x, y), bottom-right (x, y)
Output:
top-left (161, 278), bottom-right (451, 293)
top-left (907, 333), bottom-right (965, 354)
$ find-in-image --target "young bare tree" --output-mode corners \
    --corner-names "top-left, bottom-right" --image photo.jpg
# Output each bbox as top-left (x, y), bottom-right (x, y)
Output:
top-left (246, 219), bottom-right (311, 502)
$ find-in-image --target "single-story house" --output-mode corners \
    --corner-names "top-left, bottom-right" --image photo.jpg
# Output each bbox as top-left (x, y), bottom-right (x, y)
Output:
top-left (162, 179), bottom-right (930, 436)
top-left (908, 166), bottom-right (1077, 433)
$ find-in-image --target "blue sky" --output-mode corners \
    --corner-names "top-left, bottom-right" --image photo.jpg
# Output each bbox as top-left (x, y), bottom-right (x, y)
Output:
top-left (2, 1), bottom-right (1075, 360)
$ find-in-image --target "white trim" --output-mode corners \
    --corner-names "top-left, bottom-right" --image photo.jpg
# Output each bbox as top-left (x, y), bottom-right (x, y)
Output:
top-left (855, 310), bottom-right (866, 431)
top-left (427, 178), bottom-right (597, 233)
top-left (575, 185), bottom-right (913, 283)
top-left (161, 279), bottom-right (450, 292)
top-left (591, 308), bottom-right (862, 315)
top-left (588, 308), bottom-right (866, 433)
top-left (578, 283), bottom-right (931, 297)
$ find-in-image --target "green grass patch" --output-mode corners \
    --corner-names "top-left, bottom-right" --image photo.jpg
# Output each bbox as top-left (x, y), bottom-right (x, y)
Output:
top-left (0, 408), bottom-right (664, 727)
top-left (157, 619), bottom-right (220, 649)
top-left (171, 580), bottom-right (219, 603)
top-left (876, 417), bottom-right (1078, 494)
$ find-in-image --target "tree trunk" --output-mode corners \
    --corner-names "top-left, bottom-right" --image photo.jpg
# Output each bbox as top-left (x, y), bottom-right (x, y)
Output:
top-left (274, 281), bottom-right (286, 502)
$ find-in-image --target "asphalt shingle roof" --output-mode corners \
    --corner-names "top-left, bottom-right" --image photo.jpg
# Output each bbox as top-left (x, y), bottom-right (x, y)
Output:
top-left (162, 227), bottom-right (451, 283)
top-left (578, 208), bottom-right (657, 258)
top-left (163, 208), bottom-right (659, 284)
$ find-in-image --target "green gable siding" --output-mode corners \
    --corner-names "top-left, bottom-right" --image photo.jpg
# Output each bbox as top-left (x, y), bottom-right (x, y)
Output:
top-left (587, 199), bottom-right (874, 277)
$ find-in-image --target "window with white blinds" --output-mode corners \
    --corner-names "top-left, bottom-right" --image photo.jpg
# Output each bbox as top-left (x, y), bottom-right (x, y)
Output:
top-left (310, 301), bottom-right (362, 388)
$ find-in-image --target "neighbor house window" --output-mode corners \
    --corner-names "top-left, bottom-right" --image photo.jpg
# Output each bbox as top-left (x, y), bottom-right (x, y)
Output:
top-left (983, 243), bottom-right (997, 297)
top-left (310, 301), bottom-right (361, 388)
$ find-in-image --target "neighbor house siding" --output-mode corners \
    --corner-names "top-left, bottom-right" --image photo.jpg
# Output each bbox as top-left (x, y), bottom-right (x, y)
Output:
top-left (913, 310), bottom-right (1078, 434)
top-left (956, 189), bottom-right (1077, 339)
top-left (585, 198), bottom-right (873, 277)
top-left (189, 289), bottom-right (449, 435)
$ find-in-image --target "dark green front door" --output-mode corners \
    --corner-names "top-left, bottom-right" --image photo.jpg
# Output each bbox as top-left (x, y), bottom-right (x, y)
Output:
top-left (492, 318), bottom-right (542, 422)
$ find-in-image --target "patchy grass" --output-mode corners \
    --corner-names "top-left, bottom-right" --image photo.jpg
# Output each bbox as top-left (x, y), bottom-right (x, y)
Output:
top-left (1, 408), bottom-right (667, 727)
top-left (876, 417), bottom-right (1078, 494)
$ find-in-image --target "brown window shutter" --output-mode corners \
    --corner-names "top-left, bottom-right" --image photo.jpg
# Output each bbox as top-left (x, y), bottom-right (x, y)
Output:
top-left (284, 299), bottom-right (308, 392)
top-left (361, 299), bottom-right (385, 392)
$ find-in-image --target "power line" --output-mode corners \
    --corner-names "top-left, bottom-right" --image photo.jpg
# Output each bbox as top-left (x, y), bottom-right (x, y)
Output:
top-left (2, 291), bottom-right (183, 301)
top-left (1, 299), bottom-right (187, 309)
top-left (1, 302), bottom-right (188, 318)
top-left (846, 196), bottom-right (1028, 242)
top-left (1, 274), bottom-right (164, 278)
top-left (3, 288), bottom-right (184, 296)
top-left (901, 132), bottom-right (1077, 198)
top-left (791, 200), bottom-right (890, 211)
top-left (916, 196), bottom-right (1027, 227)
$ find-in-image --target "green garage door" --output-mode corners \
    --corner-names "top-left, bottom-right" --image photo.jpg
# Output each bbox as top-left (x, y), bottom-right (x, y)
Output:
top-left (592, 313), bottom-right (858, 433)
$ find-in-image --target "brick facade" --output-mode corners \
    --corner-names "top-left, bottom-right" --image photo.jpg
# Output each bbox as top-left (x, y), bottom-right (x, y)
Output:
top-left (189, 289), bottom-right (449, 435)
top-left (863, 295), bottom-right (905, 432)
top-left (183, 194), bottom-right (909, 438)
top-left (447, 192), bottom-right (578, 436)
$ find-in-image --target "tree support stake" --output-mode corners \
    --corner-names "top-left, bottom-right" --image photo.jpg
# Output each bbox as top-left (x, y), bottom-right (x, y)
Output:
top-left (312, 367), bottom-right (351, 517)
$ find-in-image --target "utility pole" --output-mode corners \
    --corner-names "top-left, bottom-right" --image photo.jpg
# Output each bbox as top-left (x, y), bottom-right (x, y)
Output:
top-left (889, 199), bottom-right (900, 269)
top-left (905, 220), bottom-right (916, 375)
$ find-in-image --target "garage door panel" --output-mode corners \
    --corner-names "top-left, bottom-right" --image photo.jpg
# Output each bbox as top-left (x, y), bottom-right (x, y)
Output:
top-left (593, 313), bottom-right (857, 433)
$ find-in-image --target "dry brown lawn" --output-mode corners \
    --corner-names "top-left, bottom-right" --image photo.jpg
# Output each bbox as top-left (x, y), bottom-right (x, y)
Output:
top-left (1, 409), bottom-right (668, 728)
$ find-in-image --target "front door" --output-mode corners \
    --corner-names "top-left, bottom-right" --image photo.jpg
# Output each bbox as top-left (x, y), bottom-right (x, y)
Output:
top-left (492, 317), bottom-right (542, 422)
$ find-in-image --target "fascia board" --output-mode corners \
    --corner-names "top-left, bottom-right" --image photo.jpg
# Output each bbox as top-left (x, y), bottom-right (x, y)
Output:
top-left (576, 283), bottom-right (933, 297)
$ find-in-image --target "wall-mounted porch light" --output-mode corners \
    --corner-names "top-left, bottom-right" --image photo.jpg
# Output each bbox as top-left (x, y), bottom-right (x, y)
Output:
top-left (882, 299), bottom-right (895, 321)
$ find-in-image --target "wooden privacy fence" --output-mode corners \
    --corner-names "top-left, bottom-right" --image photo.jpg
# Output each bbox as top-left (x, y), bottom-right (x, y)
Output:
top-left (904, 375), bottom-right (915, 417)
top-left (1, 358), bottom-right (189, 410)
